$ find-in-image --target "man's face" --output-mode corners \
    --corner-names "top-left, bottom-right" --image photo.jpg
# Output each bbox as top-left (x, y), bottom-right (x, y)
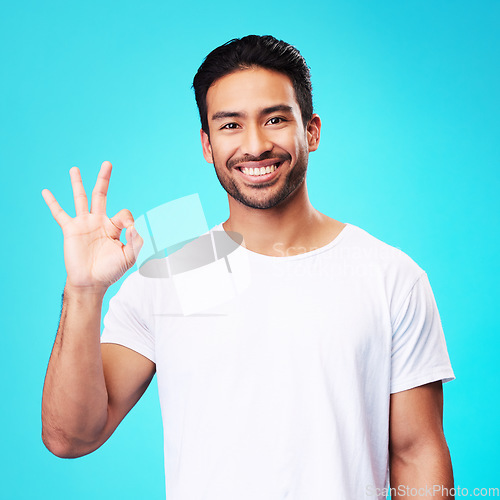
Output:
top-left (201, 67), bottom-right (320, 210)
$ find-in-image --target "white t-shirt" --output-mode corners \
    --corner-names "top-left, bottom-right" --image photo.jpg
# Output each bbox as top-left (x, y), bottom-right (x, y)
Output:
top-left (102, 222), bottom-right (454, 500)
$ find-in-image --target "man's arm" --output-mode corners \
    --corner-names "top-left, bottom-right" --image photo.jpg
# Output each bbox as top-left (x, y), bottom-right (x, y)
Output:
top-left (389, 381), bottom-right (454, 499)
top-left (42, 285), bottom-right (155, 458)
top-left (41, 161), bottom-right (150, 458)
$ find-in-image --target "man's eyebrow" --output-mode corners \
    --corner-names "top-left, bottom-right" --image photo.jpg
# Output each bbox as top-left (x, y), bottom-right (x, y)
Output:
top-left (211, 105), bottom-right (294, 122)
top-left (260, 105), bottom-right (294, 115)
top-left (211, 111), bottom-right (246, 121)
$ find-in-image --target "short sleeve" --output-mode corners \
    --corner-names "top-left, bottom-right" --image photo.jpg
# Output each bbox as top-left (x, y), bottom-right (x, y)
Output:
top-left (390, 272), bottom-right (454, 393)
top-left (101, 271), bottom-right (156, 363)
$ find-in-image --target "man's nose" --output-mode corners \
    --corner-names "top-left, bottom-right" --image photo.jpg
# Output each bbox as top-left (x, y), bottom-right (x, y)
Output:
top-left (241, 125), bottom-right (273, 157)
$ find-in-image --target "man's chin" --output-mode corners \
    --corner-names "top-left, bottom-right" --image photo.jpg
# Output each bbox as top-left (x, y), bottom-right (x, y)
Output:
top-left (230, 186), bottom-right (296, 210)
top-left (216, 163), bottom-right (307, 210)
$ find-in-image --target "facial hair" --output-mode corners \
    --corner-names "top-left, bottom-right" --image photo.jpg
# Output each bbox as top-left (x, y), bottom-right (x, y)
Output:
top-left (212, 149), bottom-right (309, 210)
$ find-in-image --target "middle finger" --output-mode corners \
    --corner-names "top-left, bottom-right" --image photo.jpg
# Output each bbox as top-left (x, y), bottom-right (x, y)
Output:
top-left (70, 166), bottom-right (89, 215)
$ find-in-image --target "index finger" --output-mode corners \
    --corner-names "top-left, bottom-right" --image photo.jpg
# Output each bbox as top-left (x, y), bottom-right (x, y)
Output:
top-left (91, 161), bottom-right (112, 215)
top-left (41, 189), bottom-right (71, 228)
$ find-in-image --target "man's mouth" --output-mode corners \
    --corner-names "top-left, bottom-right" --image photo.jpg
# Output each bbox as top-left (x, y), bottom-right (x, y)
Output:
top-left (238, 162), bottom-right (281, 177)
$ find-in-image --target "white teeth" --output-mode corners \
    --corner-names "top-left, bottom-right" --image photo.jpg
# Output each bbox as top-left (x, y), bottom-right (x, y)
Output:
top-left (241, 163), bottom-right (278, 176)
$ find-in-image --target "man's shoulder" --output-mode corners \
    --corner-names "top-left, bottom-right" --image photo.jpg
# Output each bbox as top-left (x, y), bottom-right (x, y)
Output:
top-left (344, 223), bottom-right (408, 253)
top-left (341, 223), bottom-right (424, 279)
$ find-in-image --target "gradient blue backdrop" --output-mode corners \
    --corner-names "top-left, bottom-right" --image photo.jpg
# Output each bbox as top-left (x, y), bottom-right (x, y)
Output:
top-left (1, 0), bottom-right (498, 498)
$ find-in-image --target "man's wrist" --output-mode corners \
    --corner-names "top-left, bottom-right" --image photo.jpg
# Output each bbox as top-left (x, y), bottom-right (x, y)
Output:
top-left (64, 282), bottom-right (108, 301)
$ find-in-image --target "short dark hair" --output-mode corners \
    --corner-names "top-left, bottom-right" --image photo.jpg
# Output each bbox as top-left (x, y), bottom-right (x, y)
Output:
top-left (193, 35), bottom-right (313, 135)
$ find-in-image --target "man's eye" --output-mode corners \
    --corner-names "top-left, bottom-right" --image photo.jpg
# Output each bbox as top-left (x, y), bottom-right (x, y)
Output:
top-left (267, 117), bottom-right (285, 125)
top-left (221, 123), bottom-right (239, 130)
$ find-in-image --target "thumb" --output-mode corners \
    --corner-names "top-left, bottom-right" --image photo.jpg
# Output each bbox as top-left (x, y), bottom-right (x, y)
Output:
top-left (123, 224), bottom-right (143, 266)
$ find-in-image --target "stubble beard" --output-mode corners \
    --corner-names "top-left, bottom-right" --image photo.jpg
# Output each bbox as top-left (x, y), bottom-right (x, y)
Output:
top-left (212, 150), bottom-right (309, 210)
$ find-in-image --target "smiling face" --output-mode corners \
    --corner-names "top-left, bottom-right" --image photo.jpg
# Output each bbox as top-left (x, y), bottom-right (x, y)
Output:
top-left (201, 67), bottom-right (321, 210)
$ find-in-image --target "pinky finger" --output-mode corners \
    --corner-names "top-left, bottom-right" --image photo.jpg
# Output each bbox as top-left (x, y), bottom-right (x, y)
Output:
top-left (42, 189), bottom-right (72, 228)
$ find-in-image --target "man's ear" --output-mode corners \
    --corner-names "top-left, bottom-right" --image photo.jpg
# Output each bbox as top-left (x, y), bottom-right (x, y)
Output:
top-left (200, 129), bottom-right (214, 164)
top-left (306, 114), bottom-right (321, 152)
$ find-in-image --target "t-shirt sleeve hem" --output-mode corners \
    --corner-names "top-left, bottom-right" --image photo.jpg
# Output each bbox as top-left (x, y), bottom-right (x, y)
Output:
top-left (390, 368), bottom-right (455, 394)
top-left (100, 335), bottom-right (156, 364)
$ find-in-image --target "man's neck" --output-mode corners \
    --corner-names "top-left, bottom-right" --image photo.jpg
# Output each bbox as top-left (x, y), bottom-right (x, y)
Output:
top-left (222, 182), bottom-right (345, 257)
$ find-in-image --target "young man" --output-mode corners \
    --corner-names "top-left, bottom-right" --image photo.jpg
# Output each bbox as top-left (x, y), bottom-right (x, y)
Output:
top-left (42, 36), bottom-right (455, 499)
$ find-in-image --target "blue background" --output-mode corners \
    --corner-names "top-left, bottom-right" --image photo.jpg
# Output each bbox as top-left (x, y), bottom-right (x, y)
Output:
top-left (1, 0), bottom-right (498, 497)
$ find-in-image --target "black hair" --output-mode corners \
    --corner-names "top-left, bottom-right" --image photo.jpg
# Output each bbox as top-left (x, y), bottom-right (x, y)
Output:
top-left (193, 35), bottom-right (313, 135)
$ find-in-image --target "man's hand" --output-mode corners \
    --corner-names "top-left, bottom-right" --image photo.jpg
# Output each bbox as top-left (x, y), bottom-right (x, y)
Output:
top-left (42, 161), bottom-right (143, 291)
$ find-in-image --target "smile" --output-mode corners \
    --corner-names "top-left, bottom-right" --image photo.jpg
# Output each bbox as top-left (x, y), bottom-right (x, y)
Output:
top-left (235, 161), bottom-right (283, 184)
top-left (239, 163), bottom-right (280, 176)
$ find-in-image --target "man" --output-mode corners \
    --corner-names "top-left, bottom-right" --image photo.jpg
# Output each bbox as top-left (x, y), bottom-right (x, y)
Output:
top-left (42, 35), bottom-right (455, 499)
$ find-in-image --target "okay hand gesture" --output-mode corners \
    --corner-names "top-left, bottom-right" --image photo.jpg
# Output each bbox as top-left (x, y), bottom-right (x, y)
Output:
top-left (42, 161), bottom-right (143, 292)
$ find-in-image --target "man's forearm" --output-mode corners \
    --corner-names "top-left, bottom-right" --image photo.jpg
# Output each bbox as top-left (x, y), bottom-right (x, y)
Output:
top-left (41, 283), bottom-right (109, 458)
top-left (390, 439), bottom-right (454, 498)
